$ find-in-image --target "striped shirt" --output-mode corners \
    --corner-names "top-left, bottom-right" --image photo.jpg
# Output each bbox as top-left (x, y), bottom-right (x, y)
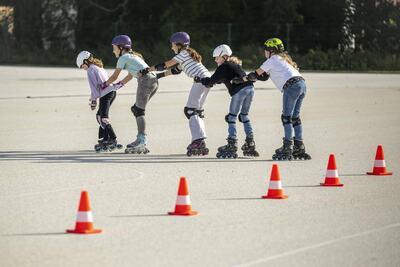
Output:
top-left (173, 50), bottom-right (210, 78)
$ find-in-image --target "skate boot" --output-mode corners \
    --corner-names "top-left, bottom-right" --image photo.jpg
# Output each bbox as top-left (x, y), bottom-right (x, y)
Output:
top-left (186, 139), bottom-right (209, 156)
top-left (216, 137), bottom-right (238, 159)
top-left (104, 139), bottom-right (123, 152)
top-left (272, 138), bottom-right (293, 160)
top-left (94, 139), bottom-right (106, 153)
top-left (241, 135), bottom-right (260, 157)
top-left (292, 139), bottom-right (311, 160)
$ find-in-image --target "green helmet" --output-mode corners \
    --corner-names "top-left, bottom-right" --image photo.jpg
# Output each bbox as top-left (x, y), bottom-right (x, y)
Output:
top-left (264, 38), bottom-right (285, 53)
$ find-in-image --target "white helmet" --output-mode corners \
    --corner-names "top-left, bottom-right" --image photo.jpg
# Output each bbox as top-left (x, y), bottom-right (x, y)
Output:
top-left (213, 44), bottom-right (232, 57)
top-left (76, 51), bottom-right (91, 68)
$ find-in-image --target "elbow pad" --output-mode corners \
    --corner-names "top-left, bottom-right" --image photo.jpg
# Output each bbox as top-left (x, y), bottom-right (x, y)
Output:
top-left (257, 72), bottom-right (270, 81)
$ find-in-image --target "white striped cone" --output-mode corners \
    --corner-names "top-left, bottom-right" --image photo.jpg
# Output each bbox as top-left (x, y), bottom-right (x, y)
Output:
top-left (262, 164), bottom-right (288, 199)
top-left (66, 191), bottom-right (102, 234)
top-left (168, 177), bottom-right (198, 216)
top-left (321, 154), bottom-right (343, 187)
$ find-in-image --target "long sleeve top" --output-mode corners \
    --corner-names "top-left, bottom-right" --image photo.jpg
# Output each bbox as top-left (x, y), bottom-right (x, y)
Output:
top-left (201, 61), bottom-right (253, 96)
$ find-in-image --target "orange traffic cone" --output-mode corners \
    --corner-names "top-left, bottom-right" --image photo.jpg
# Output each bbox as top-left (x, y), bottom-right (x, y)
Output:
top-left (66, 191), bottom-right (102, 234)
top-left (321, 154), bottom-right (343, 187)
top-left (168, 176), bottom-right (198, 216)
top-left (262, 164), bottom-right (288, 199)
top-left (367, 145), bottom-right (393, 176)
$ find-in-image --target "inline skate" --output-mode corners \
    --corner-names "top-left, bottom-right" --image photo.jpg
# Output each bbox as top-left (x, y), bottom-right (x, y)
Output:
top-left (292, 139), bottom-right (311, 160)
top-left (125, 139), bottom-right (149, 154)
top-left (104, 139), bottom-right (123, 152)
top-left (241, 135), bottom-right (259, 157)
top-left (272, 138), bottom-right (293, 160)
top-left (216, 137), bottom-right (238, 159)
top-left (94, 139), bottom-right (106, 153)
top-left (186, 139), bottom-right (209, 156)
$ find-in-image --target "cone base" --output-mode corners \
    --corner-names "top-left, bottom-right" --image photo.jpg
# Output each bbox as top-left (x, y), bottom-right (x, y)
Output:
top-left (261, 195), bottom-right (288, 199)
top-left (168, 211), bottom-right (198, 216)
top-left (367, 171), bottom-right (392, 176)
top-left (66, 229), bottom-right (102, 234)
top-left (320, 183), bottom-right (344, 187)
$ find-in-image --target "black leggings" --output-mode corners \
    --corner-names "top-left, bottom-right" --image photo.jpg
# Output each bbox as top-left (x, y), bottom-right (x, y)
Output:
top-left (96, 91), bottom-right (117, 141)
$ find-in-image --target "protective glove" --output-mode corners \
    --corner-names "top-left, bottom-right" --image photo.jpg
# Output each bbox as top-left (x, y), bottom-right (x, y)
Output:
top-left (193, 76), bottom-right (202, 83)
top-left (89, 99), bottom-right (97, 110)
top-left (98, 81), bottom-right (108, 90)
top-left (139, 67), bottom-right (150, 76)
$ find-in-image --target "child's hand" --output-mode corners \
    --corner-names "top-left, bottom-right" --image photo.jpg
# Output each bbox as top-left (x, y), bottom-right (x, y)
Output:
top-left (114, 81), bottom-right (124, 90)
top-left (139, 67), bottom-right (150, 76)
top-left (98, 81), bottom-right (108, 90)
top-left (89, 99), bottom-right (97, 110)
top-left (193, 76), bottom-right (202, 83)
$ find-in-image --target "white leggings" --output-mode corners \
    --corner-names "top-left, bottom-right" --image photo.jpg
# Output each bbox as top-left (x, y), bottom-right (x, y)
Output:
top-left (186, 82), bottom-right (210, 141)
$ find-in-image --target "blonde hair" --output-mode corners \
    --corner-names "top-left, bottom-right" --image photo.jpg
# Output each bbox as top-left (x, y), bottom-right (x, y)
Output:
top-left (177, 44), bottom-right (202, 62)
top-left (225, 55), bottom-right (242, 66)
top-left (277, 52), bottom-right (299, 70)
top-left (87, 56), bottom-right (103, 68)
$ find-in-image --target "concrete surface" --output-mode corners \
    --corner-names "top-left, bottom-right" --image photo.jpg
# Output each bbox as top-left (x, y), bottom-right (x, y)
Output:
top-left (0, 66), bottom-right (399, 267)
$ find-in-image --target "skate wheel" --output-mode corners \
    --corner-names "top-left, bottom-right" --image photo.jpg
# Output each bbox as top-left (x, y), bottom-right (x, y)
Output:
top-left (233, 154), bottom-right (238, 159)
top-left (186, 151), bottom-right (192, 157)
top-left (124, 149), bottom-right (130, 154)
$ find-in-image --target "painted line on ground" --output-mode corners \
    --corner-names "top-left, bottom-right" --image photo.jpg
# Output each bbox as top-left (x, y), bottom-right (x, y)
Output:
top-left (234, 223), bottom-right (400, 267)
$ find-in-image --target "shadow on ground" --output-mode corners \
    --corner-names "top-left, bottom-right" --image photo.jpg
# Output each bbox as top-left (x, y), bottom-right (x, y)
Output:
top-left (0, 150), bottom-right (272, 164)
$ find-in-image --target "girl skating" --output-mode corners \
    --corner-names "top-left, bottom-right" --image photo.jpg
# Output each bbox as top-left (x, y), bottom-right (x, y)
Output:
top-left (194, 44), bottom-right (259, 158)
top-left (76, 51), bottom-right (123, 152)
top-left (100, 35), bottom-right (159, 154)
top-left (145, 32), bottom-right (211, 156)
top-left (234, 38), bottom-right (311, 160)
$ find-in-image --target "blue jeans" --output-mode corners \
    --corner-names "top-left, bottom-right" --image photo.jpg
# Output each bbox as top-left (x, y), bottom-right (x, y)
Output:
top-left (282, 79), bottom-right (307, 140)
top-left (227, 85), bottom-right (254, 138)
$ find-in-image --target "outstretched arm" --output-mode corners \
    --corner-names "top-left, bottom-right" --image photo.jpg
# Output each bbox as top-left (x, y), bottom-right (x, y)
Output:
top-left (149, 59), bottom-right (179, 72)
top-left (104, 68), bottom-right (122, 86)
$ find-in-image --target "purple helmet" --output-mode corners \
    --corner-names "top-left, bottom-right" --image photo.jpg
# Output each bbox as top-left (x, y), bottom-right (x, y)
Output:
top-left (169, 32), bottom-right (190, 46)
top-left (111, 35), bottom-right (132, 49)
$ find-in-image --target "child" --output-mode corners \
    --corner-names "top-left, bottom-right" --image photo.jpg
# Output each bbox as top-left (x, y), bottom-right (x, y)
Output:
top-left (234, 38), bottom-right (311, 160)
top-left (144, 32), bottom-right (211, 157)
top-left (194, 44), bottom-right (259, 158)
top-left (100, 35), bottom-right (158, 154)
top-left (76, 50), bottom-right (123, 152)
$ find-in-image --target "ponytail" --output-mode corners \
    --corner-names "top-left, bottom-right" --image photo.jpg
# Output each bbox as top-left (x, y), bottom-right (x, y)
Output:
top-left (185, 47), bottom-right (202, 63)
top-left (277, 52), bottom-right (299, 70)
top-left (176, 44), bottom-right (202, 62)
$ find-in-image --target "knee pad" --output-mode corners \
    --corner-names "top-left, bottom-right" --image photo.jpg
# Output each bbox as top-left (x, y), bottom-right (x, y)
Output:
top-left (131, 104), bottom-right (145, 117)
top-left (184, 107), bottom-right (197, 120)
top-left (225, 113), bottom-right (237, 124)
top-left (198, 109), bottom-right (205, 118)
top-left (292, 117), bottom-right (302, 127)
top-left (238, 113), bottom-right (250, 123)
top-left (101, 117), bottom-right (110, 125)
top-left (281, 115), bottom-right (292, 125)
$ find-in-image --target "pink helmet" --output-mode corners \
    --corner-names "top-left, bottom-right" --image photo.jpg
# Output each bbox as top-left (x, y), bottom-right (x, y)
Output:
top-left (111, 35), bottom-right (132, 49)
top-left (169, 32), bottom-right (190, 46)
